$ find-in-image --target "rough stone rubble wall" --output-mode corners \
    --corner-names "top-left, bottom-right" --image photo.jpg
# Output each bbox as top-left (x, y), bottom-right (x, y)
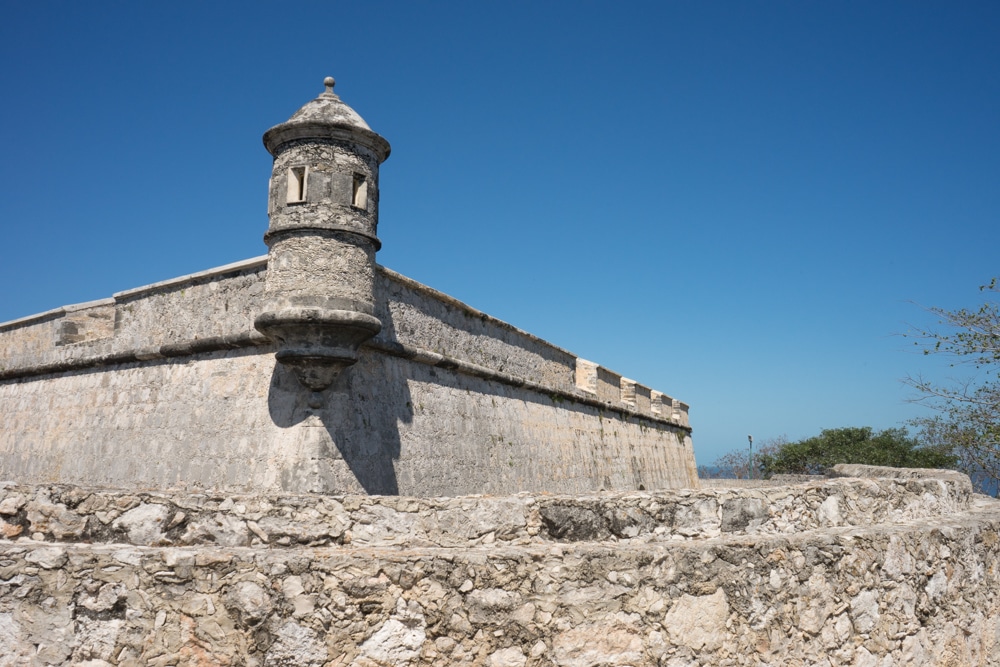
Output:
top-left (0, 472), bottom-right (974, 549)
top-left (0, 259), bottom-right (695, 496)
top-left (0, 468), bottom-right (998, 666)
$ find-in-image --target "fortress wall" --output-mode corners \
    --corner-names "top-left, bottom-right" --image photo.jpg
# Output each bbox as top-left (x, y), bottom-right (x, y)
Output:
top-left (0, 258), bottom-right (695, 496)
top-left (112, 260), bottom-right (266, 351)
top-left (0, 304), bottom-right (93, 364)
top-left (0, 259), bottom-right (574, 401)
top-left (0, 259), bottom-right (688, 428)
top-left (0, 349), bottom-right (278, 492)
top-left (0, 258), bottom-right (269, 371)
top-left (375, 268), bottom-right (579, 395)
top-left (0, 258), bottom-right (694, 495)
top-left (0, 344), bottom-right (692, 495)
top-left (1, 469), bottom-right (998, 666)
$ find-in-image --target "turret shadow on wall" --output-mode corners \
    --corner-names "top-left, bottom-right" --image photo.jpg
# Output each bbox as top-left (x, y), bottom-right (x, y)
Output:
top-left (266, 354), bottom-right (412, 495)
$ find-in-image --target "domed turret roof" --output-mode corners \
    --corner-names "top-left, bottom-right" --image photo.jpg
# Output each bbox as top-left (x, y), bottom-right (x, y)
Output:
top-left (263, 76), bottom-right (390, 161)
top-left (286, 76), bottom-right (374, 130)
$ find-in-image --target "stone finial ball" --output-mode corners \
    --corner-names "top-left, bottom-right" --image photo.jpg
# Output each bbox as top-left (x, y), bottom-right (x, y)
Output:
top-left (324, 76), bottom-right (336, 89)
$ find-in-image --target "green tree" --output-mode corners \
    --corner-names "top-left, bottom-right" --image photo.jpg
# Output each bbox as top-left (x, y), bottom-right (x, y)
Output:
top-left (756, 426), bottom-right (957, 477)
top-left (904, 278), bottom-right (1000, 492)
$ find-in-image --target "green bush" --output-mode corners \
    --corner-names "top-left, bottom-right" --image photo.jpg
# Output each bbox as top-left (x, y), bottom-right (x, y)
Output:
top-left (757, 426), bottom-right (957, 476)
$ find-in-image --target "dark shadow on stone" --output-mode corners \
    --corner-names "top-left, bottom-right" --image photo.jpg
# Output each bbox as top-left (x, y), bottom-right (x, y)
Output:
top-left (538, 503), bottom-right (606, 540)
top-left (267, 351), bottom-right (412, 495)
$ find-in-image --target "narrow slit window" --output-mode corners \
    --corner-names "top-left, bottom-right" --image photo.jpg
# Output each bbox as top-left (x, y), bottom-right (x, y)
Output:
top-left (352, 173), bottom-right (368, 209)
top-left (286, 166), bottom-right (306, 203)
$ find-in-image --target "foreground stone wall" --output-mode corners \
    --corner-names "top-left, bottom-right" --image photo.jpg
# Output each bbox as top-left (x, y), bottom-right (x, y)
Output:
top-left (0, 259), bottom-right (694, 496)
top-left (0, 468), bottom-right (974, 549)
top-left (0, 467), bottom-right (997, 666)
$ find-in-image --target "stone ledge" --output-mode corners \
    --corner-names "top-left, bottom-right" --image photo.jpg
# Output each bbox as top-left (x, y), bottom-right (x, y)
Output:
top-left (0, 470), bottom-right (974, 551)
top-left (828, 463), bottom-right (974, 487)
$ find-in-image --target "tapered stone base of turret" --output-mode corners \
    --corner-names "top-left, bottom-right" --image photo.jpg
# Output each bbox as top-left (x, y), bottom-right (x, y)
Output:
top-left (254, 309), bottom-right (381, 391)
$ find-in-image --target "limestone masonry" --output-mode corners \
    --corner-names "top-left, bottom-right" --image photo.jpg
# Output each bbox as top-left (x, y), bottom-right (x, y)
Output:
top-left (2, 79), bottom-right (999, 665)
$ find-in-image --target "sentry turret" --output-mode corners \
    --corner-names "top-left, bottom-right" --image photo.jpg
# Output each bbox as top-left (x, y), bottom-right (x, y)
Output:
top-left (254, 77), bottom-right (391, 397)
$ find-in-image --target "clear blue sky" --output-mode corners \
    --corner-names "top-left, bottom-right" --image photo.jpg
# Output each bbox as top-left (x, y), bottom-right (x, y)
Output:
top-left (3, 3), bottom-right (998, 466)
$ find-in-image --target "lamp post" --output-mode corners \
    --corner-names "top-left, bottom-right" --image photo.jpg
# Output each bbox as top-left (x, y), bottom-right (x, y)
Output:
top-left (748, 434), bottom-right (754, 480)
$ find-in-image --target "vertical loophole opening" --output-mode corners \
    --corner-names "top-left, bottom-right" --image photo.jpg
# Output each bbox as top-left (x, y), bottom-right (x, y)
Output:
top-left (352, 173), bottom-right (368, 209)
top-left (287, 166), bottom-right (306, 203)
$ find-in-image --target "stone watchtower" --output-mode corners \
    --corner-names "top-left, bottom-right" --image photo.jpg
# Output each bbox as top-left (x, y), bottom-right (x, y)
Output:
top-left (254, 77), bottom-right (391, 396)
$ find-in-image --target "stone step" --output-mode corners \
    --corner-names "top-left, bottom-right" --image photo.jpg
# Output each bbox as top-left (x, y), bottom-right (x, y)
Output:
top-left (0, 466), bottom-right (973, 552)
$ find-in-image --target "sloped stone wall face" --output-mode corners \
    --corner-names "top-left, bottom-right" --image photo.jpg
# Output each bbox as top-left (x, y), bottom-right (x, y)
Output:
top-left (0, 469), bottom-right (998, 666)
top-left (0, 347), bottom-right (691, 496)
top-left (0, 260), bottom-right (695, 496)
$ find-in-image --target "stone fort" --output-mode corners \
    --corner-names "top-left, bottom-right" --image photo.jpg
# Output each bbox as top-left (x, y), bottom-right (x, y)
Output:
top-left (0, 76), bottom-right (694, 498)
top-left (0, 78), bottom-right (997, 666)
